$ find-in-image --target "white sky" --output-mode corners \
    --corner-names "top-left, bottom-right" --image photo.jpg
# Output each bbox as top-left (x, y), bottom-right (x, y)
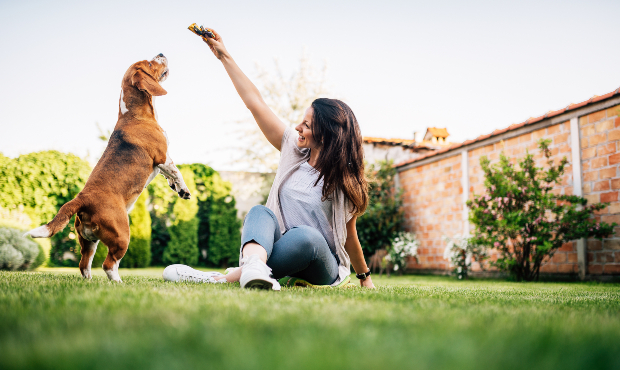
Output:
top-left (1, 0), bottom-right (619, 170)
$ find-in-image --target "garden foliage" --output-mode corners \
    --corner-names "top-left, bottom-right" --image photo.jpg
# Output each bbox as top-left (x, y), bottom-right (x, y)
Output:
top-left (122, 192), bottom-right (151, 268)
top-left (385, 232), bottom-right (419, 274)
top-left (0, 227), bottom-right (44, 270)
top-left (442, 235), bottom-right (487, 280)
top-left (163, 168), bottom-right (199, 266)
top-left (467, 139), bottom-right (616, 281)
top-left (357, 160), bottom-right (404, 255)
top-left (0, 151), bottom-right (91, 266)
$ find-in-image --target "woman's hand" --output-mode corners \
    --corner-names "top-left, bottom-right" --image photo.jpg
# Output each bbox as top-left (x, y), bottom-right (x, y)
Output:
top-left (203, 28), bottom-right (229, 60)
top-left (360, 276), bottom-right (375, 288)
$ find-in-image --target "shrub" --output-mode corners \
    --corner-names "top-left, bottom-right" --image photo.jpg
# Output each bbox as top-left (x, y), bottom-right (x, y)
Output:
top-left (467, 139), bottom-right (616, 281)
top-left (0, 227), bottom-right (41, 270)
top-left (122, 192), bottom-right (151, 268)
top-left (207, 195), bottom-right (242, 267)
top-left (442, 235), bottom-right (487, 280)
top-left (385, 232), bottom-right (418, 274)
top-left (357, 160), bottom-right (404, 256)
top-left (163, 169), bottom-right (199, 266)
top-left (0, 151), bottom-right (91, 267)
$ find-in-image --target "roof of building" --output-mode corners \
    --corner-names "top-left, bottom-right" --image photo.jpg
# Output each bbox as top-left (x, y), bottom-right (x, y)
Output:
top-left (394, 87), bottom-right (620, 168)
top-left (362, 136), bottom-right (453, 150)
top-left (426, 127), bottom-right (449, 138)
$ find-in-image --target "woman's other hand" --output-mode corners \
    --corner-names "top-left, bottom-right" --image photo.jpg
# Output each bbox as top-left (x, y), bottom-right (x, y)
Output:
top-left (360, 276), bottom-right (375, 288)
top-left (203, 28), bottom-right (228, 60)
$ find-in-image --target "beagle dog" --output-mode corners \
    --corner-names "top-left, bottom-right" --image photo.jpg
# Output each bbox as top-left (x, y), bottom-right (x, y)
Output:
top-left (25, 54), bottom-right (191, 282)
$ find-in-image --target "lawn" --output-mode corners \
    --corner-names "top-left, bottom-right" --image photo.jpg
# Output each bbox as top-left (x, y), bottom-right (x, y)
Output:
top-left (1, 268), bottom-right (619, 370)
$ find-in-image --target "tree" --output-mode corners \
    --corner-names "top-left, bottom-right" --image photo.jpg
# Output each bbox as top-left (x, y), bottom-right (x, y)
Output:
top-left (467, 139), bottom-right (617, 281)
top-left (163, 168), bottom-right (199, 266)
top-left (357, 160), bottom-right (404, 256)
top-left (230, 50), bottom-right (331, 173)
top-left (122, 191), bottom-right (151, 268)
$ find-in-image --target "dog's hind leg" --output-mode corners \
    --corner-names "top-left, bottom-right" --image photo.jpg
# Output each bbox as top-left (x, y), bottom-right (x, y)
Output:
top-left (99, 214), bottom-right (130, 283)
top-left (77, 234), bottom-right (99, 280)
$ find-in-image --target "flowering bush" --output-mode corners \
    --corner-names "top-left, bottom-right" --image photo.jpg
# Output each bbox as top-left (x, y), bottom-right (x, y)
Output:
top-left (442, 235), bottom-right (487, 279)
top-left (467, 139), bottom-right (616, 281)
top-left (385, 232), bottom-right (419, 273)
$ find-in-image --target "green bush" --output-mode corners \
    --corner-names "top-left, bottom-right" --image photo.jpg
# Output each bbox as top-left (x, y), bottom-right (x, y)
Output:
top-left (467, 139), bottom-right (617, 281)
top-left (207, 195), bottom-right (242, 267)
top-left (122, 191), bottom-right (151, 268)
top-left (163, 169), bottom-right (199, 266)
top-left (0, 227), bottom-right (41, 270)
top-left (357, 160), bottom-right (404, 256)
top-left (0, 151), bottom-right (91, 266)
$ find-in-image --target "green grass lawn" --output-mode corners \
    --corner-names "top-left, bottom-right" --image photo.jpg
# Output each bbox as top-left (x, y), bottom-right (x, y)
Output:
top-left (1, 268), bottom-right (619, 370)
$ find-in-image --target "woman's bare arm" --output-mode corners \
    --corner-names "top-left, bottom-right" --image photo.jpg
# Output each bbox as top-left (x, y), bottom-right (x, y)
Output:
top-left (344, 216), bottom-right (375, 288)
top-left (203, 29), bottom-right (286, 150)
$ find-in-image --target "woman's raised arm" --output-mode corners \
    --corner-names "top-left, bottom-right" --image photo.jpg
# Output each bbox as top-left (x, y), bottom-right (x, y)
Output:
top-left (203, 29), bottom-right (286, 151)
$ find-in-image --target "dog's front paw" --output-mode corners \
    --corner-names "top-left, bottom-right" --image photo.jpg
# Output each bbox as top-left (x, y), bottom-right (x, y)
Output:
top-left (178, 188), bottom-right (191, 200)
top-left (167, 178), bottom-right (179, 192)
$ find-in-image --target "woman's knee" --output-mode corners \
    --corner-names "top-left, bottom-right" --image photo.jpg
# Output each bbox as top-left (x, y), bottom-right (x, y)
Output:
top-left (289, 226), bottom-right (327, 253)
top-left (244, 205), bottom-right (276, 225)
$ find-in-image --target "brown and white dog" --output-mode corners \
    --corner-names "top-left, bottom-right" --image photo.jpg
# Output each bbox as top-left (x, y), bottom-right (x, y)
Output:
top-left (24, 53), bottom-right (191, 282)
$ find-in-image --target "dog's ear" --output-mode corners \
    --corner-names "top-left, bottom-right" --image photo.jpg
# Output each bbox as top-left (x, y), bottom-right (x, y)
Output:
top-left (131, 69), bottom-right (167, 96)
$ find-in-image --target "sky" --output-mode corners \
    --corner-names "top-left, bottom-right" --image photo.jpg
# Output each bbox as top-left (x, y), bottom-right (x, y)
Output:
top-left (1, 0), bottom-right (619, 170)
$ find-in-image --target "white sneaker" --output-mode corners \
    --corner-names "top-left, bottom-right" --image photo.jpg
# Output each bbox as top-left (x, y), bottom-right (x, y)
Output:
top-left (239, 254), bottom-right (281, 291)
top-left (163, 264), bottom-right (225, 283)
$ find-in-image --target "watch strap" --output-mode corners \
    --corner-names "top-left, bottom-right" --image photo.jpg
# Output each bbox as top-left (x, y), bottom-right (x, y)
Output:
top-left (356, 270), bottom-right (371, 280)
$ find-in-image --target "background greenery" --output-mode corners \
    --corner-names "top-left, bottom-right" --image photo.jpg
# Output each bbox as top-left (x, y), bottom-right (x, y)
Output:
top-left (0, 151), bottom-right (241, 269)
top-left (1, 269), bottom-right (618, 370)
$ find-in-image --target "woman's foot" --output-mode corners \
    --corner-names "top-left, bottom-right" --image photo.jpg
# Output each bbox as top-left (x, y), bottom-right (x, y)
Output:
top-left (239, 254), bottom-right (281, 290)
top-left (162, 264), bottom-right (225, 283)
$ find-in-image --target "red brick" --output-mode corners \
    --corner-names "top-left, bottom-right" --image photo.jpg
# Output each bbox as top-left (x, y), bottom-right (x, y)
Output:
top-left (588, 110), bottom-right (606, 123)
top-left (609, 129), bottom-right (620, 141)
top-left (589, 134), bottom-right (607, 146)
top-left (603, 264), bottom-right (620, 274)
top-left (588, 239), bottom-right (602, 251)
top-left (596, 252), bottom-right (615, 263)
top-left (583, 171), bottom-right (599, 182)
top-left (594, 180), bottom-right (610, 191)
top-left (596, 119), bottom-right (616, 133)
top-left (506, 137), bottom-right (520, 148)
top-left (612, 179), bottom-right (620, 190)
top-left (558, 264), bottom-right (577, 273)
top-left (607, 106), bottom-right (620, 118)
top-left (591, 157), bottom-right (608, 168)
top-left (583, 183), bottom-right (592, 193)
top-left (601, 192), bottom-right (619, 203)
top-left (532, 128), bottom-right (546, 140)
top-left (579, 116), bottom-right (588, 126)
top-left (585, 194), bottom-right (600, 204)
top-left (567, 252), bottom-right (578, 263)
top-left (605, 240), bottom-right (620, 250)
top-left (558, 242), bottom-right (574, 252)
top-left (581, 125), bottom-right (595, 138)
top-left (609, 202), bottom-right (620, 213)
top-left (554, 132), bottom-right (570, 144)
top-left (539, 264), bottom-right (557, 273)
top-left (519, 133), bottom-right (532, 143)
top-left (547, 125), bottom-right (562, 135)
top-left (552, 253), bottom-right (567, 263)
top-left (602, 215), bottom-right (620, 225)
top-left (588, 264), bottom-right (603, 274)
top-left (609, 153), bottom-right (620, 165)
top-left (600, 168), bottom-right (617, 179)
top-left (597, 143), bottom-right (617, 156)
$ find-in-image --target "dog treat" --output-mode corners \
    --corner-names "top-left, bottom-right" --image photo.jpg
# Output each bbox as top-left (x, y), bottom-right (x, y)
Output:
top-left (188, 23), bottom-right (215, 42)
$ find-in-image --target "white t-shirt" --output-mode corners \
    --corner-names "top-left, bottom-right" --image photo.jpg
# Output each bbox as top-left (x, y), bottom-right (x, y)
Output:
top-left (278, 161), bottom-right (336, 253)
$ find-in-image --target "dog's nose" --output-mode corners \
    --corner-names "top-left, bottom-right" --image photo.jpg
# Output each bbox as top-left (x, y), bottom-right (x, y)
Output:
top-left (157, 53), bottom-right (164, 58)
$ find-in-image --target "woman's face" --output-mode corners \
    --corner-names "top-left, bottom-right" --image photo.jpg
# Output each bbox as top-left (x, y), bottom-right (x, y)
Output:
top-left (295, 107), bottom-right (320, 150)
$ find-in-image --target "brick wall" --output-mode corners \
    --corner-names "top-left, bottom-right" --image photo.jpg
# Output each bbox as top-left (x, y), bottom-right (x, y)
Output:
top-left (579, 106), bottom-right (620, 275)
top-left (399, 154), bottom-right (462, 271)
top-left (398, 103), bottom-right (620, 278)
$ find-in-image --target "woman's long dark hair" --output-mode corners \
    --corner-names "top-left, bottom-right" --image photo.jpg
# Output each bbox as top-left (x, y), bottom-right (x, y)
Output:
top-left (311, 98), bottom-right (369, 216)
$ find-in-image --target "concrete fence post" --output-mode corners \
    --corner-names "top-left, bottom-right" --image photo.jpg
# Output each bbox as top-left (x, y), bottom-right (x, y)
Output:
top-left (462, 150), bottom-right (469, 236)
top-left (570, 117), bottom-right (587, 280)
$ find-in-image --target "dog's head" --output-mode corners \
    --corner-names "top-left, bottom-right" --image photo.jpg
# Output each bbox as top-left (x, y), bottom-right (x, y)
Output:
top-left (124, 53), bottom-right (169, 96)
top-left (120, 54), bottom-right (169, 117)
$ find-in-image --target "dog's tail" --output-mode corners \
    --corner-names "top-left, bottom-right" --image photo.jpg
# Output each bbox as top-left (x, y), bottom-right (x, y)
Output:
top-left (23, 198), bottom-right (83, 239)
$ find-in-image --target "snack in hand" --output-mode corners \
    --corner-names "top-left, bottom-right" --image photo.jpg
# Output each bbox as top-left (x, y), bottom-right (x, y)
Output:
top-left (188, 23), bottom-right (215, 42)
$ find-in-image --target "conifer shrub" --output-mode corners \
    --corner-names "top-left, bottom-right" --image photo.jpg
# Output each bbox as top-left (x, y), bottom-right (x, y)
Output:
top-left (357, 160), bottom-right (404, 255)
top-left (467, 139), bottom-right (617, 281)
top-left (122, 192), bottom-right (152, 268)
top-left (163, 169), bottom-right (199, 266)
top-left (0, 227), bottom-right (42, 270)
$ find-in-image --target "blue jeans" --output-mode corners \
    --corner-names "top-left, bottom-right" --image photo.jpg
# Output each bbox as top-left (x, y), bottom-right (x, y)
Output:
top-left (241, 205), bottom-right (339, 285)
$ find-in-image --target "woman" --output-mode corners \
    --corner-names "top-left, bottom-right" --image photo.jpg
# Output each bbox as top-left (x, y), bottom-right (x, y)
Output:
top-left (172, 29), bottom-right (374, 289)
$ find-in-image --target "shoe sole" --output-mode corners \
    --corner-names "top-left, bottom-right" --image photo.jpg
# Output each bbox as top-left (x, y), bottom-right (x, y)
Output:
top-left (243, 278), bottom-right (275, 290)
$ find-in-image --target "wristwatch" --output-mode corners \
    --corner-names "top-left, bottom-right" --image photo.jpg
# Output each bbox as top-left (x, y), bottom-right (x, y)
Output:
top-left (356, 270), bottom-right (371, 280)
